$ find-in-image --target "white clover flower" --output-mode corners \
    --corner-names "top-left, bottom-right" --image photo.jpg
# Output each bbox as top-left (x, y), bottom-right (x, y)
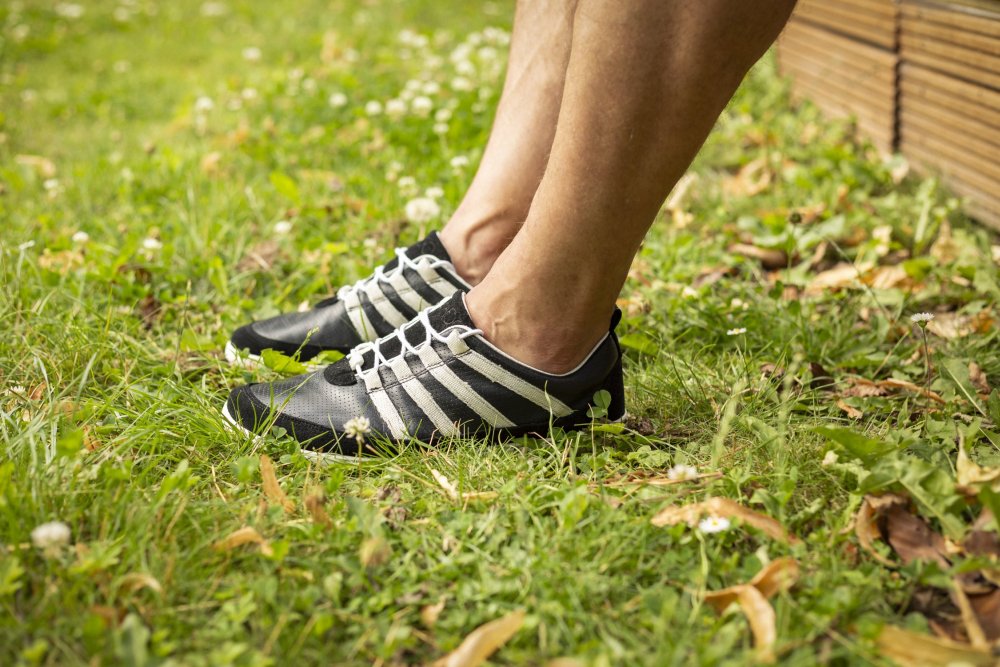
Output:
top-left (242, 87), bottom-right (259, 101)
top-left (194, 96), bottom-right (214, 113)
top-left (242, 46), bottom-right (261, 62)
top-left (698, 516), bottom-right (731, 534)
top-left (385, 98), bottom-right (407, 119)
top-left (397, 176), bottom-right (418, 197)
top-left (727, 327), bottom-right (747, 336)
top-left (421, 81), bottom-right (441, 96)
top-left (666, 464), bottom-right (698, 481)
top-left (386, 161), bottom-right (404, 182)
top-left (142, 237), bottom-right (163, 250)
top-left (6, 385), bottom-right (27, 398)
top-left (449, 155), bottom-right (469, 170)
top-left (450, 76), bottom-right (474, 92)
top-left (55, 3), bottom-right (84, 19)
top-left (477, 46), bottom-right (498, 62)
top-left (910, 312), bottom-right (935, 323)
top-left (364, 100), bottom-right (383, 116)
top-left (273, 220), bottom-right (293, 235)
top-left (72, 231), bottom-right (89, 244)
top-left (411, 96), bottom-right (433, 118)
top-left (200, 1), bottom-right (227, 17)
top-left (43, 178), bottom-right (61, 192)
top-left (425, 186), bottom-right (444, 199)
top-left (434, 108), bottom-right (452, 123)
top-left (405, 197), bottom-right (441, 224)
top-left (455, 60), bottom-right (476, 77)
top-left (31, 521), bottom-right (71, 550)
top-left (821, 450), bottom-right (839, 467)
top-left (433, 122), bottom-right (449, 135)
top-left (302, 78), bottom-right (317, 94)
top-left (344, 416), bottom-right (371, 441)
top-left (113, 7), bottom-right (131, 22)
top-left (404, 79), bottom-right (422, 93)
top-left (328, 92), bottom-right (347, 108)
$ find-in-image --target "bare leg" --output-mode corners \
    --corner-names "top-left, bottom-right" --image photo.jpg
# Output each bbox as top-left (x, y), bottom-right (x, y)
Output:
top-left (466, 0), bottom-right (796, 373)
top-left (438, 0), bottom-right (578, 285)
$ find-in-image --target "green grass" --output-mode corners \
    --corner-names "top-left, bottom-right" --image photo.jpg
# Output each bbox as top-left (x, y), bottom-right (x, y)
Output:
top-left (2, 1), bottom-right (999, 665)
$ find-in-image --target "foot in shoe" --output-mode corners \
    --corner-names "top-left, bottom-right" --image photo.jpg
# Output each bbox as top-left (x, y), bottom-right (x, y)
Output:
top-left (225, 232), bottom-right (470, 366)
top-left (223, 292), bottom-right (625, 462)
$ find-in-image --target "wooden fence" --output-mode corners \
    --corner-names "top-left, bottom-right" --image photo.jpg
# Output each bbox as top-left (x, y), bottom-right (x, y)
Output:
top-left (777, 0), bottom-right (1000, 230)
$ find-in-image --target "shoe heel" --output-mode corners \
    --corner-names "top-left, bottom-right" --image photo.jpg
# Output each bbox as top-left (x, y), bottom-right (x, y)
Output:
top-left (603, 352), bottom-right (626, 421)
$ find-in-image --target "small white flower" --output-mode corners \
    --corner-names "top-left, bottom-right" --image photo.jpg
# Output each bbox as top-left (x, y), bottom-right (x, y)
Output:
top-left (54, 3), bottom-right (84, 19)
top-left (404, 79), bottom-right (422, 93)
top-left (142, 237), bottom-right (163, 250)
top-left (421, 81), bottom-right (441, 96)
top-left (194, 96), bottom-right (214, 113)
top-left (397, 176), bottom-right (418, 197)
top-left (200, 1), bottom-right (227, 17)
top-left (31, 521), bottom-right (71, 550)
top-left (385, 98), bottom-right (407, 119)
top-left (344, 416), bottom-right (371, 441)
top-left (727, 328), bottom-right (747, 336)
top-left (910, 312), bottom-right (935, 323)
top-left (242, 46), bottom-right (262, 62)
top-left (433, 122), bottom-right (449, 135)
top-left (405, 197), bottom-right (441, 224)
top-left (241, 87), bottom-right (259, 101)
top-left (821, 450), bottom-right (839, 467)
top-left (273, 220), bottom-right (293, 235)
top-left (477, 46), bottom-right (498, 62)
top-left (449, 155), bottom-right (469, 170)
top-left (72, 231), bottom-right (89, 244)
top-left (43, 178), bottom-right (60, 192)
top-left (411, 96), bottom-right (433, 118)
top-left (666, 464), bottom-right (698, 481)
top-left (302, 78), bottom-right (317, 94)
top-left (425, 186), bottom-right (444, 199)
top-left (450, 76), bottom-right (474, 92)
top-left (698, 516), bottom-right (731, 534)
top-left (455, 59), bottom-right (476, 77)
top-left (364, 100), bottom-right (383, 116)
top-left (434, 108), bottom-right (452, 123)
top-left (6, 385), bottom-right (27, 398)
top-left (328, 92), bottom-right (347, 108)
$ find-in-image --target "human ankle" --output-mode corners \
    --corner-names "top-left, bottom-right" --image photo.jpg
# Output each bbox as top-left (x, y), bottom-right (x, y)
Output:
top-left (438, 216), bottom-right (517, 285)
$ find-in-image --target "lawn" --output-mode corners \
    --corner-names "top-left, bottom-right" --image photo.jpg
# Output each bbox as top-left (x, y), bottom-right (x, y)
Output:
top-left (2, 1), bottom-right (999, 665)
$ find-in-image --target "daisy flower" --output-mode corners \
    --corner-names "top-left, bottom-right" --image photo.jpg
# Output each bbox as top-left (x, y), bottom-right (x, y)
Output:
top-left (698, 516), bottom-right (731, 534)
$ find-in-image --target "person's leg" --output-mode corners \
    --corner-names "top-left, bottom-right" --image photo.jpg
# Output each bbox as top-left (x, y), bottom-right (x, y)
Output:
top-left (438, 0), bottom-right (578, 285)
top-left (467, 0), bottom-right (796, 373)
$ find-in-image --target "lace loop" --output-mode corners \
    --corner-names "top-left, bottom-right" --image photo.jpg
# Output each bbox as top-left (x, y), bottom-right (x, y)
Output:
top-left (336, 247), bottom-right (454, 303)
top-left (348, 306), bottom-right (482, 377)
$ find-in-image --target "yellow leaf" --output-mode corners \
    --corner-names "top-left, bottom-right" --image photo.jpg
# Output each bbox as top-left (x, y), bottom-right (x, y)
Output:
top-left (432, 609), bottom-right (525, 667)
top-left (118, 573), bottom-right (163, 595)
top-left (260, 455), bottom-right (294, 512)
top-left (706, 585), bottom-right (777, 663)
top-left (957, 443), bottom-right (1000, 492)
top-left (651, 497), bottom-right (799, 544)
top-left (421, 598), bottom-right (446, 628)
top-left (875, 625), bottom-right (995, 667)
top-left (212, 526), bottom-right (272, 556)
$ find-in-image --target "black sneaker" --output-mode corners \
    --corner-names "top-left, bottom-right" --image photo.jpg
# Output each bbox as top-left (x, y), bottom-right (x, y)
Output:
top-left (222, 292), bottom-right (626, 462)
top-left (225, 232), bottom-right (470, 366)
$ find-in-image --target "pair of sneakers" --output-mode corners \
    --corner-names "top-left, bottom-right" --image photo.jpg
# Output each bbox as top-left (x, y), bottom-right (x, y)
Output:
top-left (222, 232), bottom-right (626, 463)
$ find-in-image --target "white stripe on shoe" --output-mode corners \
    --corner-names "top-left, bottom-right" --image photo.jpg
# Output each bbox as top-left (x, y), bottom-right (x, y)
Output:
top-left (361, 371), bottom-right (410, 440)
top-left (415, 345), bottom-right (514, 429)
top-left (388, 357), bottom-right (459, 437)
top-left (454, 348), bottom-right (574, 417)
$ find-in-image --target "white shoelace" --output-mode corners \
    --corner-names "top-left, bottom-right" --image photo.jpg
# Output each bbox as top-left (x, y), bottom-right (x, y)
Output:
top-left (348, 306), bottom-right (482, 377)
top-left (336, 247), bottom-right (455, 303)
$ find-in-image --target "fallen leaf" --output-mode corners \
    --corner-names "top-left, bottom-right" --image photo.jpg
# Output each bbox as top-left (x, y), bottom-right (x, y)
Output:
top-left (118, 573), bottom-right (163, 595)
top-left (855, 494), bottom-right (909, 566)
top-left (724, 157), bottom-right (772, 197)
top-left (877, 378), bottom-right (945, 404)
top-left (930, 219), bottom-right (959, 263)
top-left (707, 585), bottom-right (777, 663)
top-left (885, 504), bottom-right (951, 568)
top-left (236, 240), bottom-right (281, 273)
top-left (952, 581), bottom-right (989, 649)
top-left (359, 536), bottom-right (391, 569)
top-left (260, 455), bottom-right (295, 512)
top-left (836, 399), bottom-right (863, 419)
top-left (968, 589), bottom-right (1000, 640)
top-left (431, 469), bottom-right (459, 501)
top-left (968, 363), bottom-right (990, 395)
top-left (957, 443), bottom-right (1000, 492)
top-left (212, 526), bottom-right (272, 556)
top-left (842, 378), bottom-right (889, 398)
top-left (432, 609), bottom-right (525, 667)
top-left (864, 265), bottom-right (913, 290)
top-left (135, 295), bottom-right (162, 330)
top-left (704, 558), bottom-right (800, 609)
top-left (651, 497), bottom-right (799, 544)
top-left (461, 491), bottom-right (499, 502)
top-left (728, 243), bottom-right (788, 270)
top-left (804, 262), bottom-right (874, 295)
top-left (15, 154), bottom-right (56, 178)
top-left (875, 625), bottom-right (995, 666)
top-left (421, 598), bottom-right (446, 628)
top-left (926, 311), bottom-right (995, 340)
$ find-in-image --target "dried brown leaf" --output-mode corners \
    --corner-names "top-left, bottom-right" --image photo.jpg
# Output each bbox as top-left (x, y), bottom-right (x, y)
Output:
top-left (651, 497), bottom-right (799, 544)
top-left (855, 494), bottom-right (908, 567)
top-left (885, 505), bottom-right (950, 568)
top-left (421, 598), bottom-right (446, 628)
top-left (863, 265), bottom-right (913, 291)
top-left (260, 455), bottom-right (294, 512)
top-left (804, 262), bottom-right (874, 295)
top-left (835, 399), bottom-right (863, 419)
top-left (878, 378), bottom-right (945, 404)
top-left (952, 581), bottom-right (990, 649)
top-left (728, 243), bottom-right (788, 270)
top-left (968, 589), bottom-right (1000, 641)
top-left (705, 558), bottom-right (800, 610)
top-left (236, 240), bottom-right (281, 273)
top-left (431, 469), bottom-right (459, 501)
top-left (724, 157), bottom-right (772, 197)
top-left (432, 609), bottom-right (525, 667)
top-left (706, 585), bottom-right (777, 663)
top-left (968, 362), bottom-right (990, 395)
top-left (212, 526), bottom-right (272, 556)
top-left (15, 154), bottom-right (57, 178)
top-left (926, 311), bottom-right (995, 340)
top-left (957, 444), bottom-right (1000, 492)
top-left (118, 573), bottom-right (163, 595)
top-left (875, 625), bottom-right (995, 667)
top-left (842, 378), bottom-right (889, 398)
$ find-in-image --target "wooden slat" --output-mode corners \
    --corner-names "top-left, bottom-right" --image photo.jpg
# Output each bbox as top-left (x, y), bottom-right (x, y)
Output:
top-left (901, 85), bottom-right (1000, 148)
top-left (900, 1), bottom-right (1000, 39)
top-left (780, 29), bottom-right (896, 86)
top-left (902, 63), bottom-right (1000, 119)
top-left (838, 0), bottom-right (898, 22)
top-left (793, 3), bottom-right (896, 48)
top-left (901, 106), bottom-right (1000, 167)
top-left (779, 53), bottom-right (896, 116)
top-left (783, 19), bottom-right (897, 67)
top-left (902, 15), bottom-right (1000, 55)
top-left (900, 32), bottom-right (1000, 89)
top-left (900, 125), bottom-right (1000, 194)
top-left (905, 144), bottom-right (1000, 230)
top-left (787, 83), bottom-right (896, 150)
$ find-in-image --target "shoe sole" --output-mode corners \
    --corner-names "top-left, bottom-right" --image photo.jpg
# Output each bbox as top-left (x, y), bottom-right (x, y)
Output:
top-left (220, 402), bottom-right (372, 465)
